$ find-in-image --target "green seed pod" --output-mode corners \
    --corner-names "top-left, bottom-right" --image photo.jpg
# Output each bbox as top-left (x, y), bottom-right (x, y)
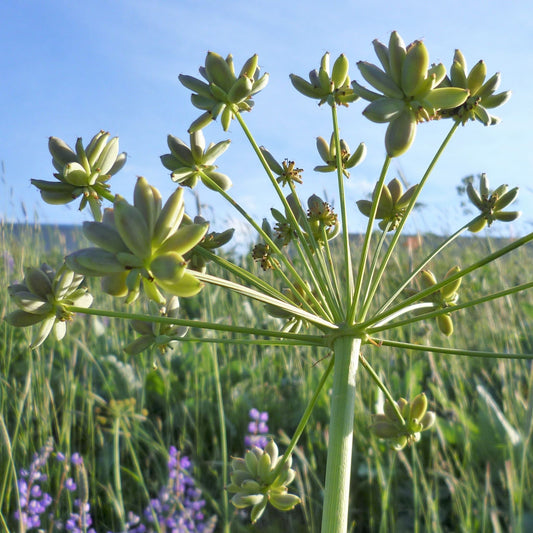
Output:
top-left (385, 109), bottom-right (417, 157)
top-left (421, 411), bottom-right (437, 430)
top-left (250, 497), bottom-right (268, 523)
top-left (409, 393), bottom-right (428, 422)
top-left (205, 51), bottom-right (236, 91)
top-left (493, 210), bottom-right (521, 222)
top-left (420, 269), bottom-right (437, 289)
top-left (5, 309), bottom-right (50, 327)
top-left (87, 132), bottom-right (111, 167)
top-left (48, 136), bottom-right (78, 166)
top-left (114, 198), bottom-right (152, 260)
top-left (95, 136), bottom-right (119, 175)
top-left (231, 493), bottom-right (265, 509)
top-left (468, 217), bottom-right (487, 233)
top-left (156, 222), bottom-right (209, 256)
top-left (437, 313), bottom-right (454, 336)
top-left (257, 452), bottom-right (272, 482)
top-left (269, 493), bottom-right (301, 512)
top-left (259, 147), bottom-right (284, 175)
top-left (346, 142), bottom-right (366, 168)
top-left (265, 439), bottom-right (279, 465)
top-left (467, 60), bottom-right (487, 94)
top-left (316, 136), bottom-right (331, 162)
top-left (63, 162), bottom-right (89, 187)
top-left (351, 79), bottom-right (382, 101)
top-left (372, 420), bottom-right (400, 439)
top-left (244, 450), bottom-right (259, 476)
top-left (357, 61), bottom-right (404, 99)
top-left (289, 74), bottom-right (322, 99)
top-left (479, 173), bottom-right (490, 197)
top-left (150, 252), bottom-right (187, 282)
top-left (152, 188), bottom-right (185, 248)
top-left (441, 266), bottom-right (461, 299)
top-left (363, 97), bottom-right (405, 123)
top-left (202, 170), bottom-right (232, 191)
top-left (67, 248), bottom-right (125, 276)
top-left (483, 90), bottom-right (512, 109)
top-left (388, 31), bottom-right (407, 86)
top-left (83, 221), bottom-right (129, 253)
top-left (372, 39), bottom-right (391, 75)
top-left (188, 111), bottom-right (215, 134)
top-left (24, 267), bottom-right (53, 299)
top-left (423, 87), bottom-right (469, 110)
top-left (156, 271), bottom-right (203, 297)
top-left (239, 54), bottom-right (259, 78)
top-left (227, 75), bottom-right (253, 104)
top-left (203, 139), bottom-right (231, 165)
top-left (331, 54), bottom-right (349, 89)
top-left (401, 40), bottom-right (429, 97)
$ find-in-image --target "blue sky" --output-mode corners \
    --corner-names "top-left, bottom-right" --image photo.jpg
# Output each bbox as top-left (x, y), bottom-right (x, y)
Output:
top-left (1, 0), bottom-right (532, 242)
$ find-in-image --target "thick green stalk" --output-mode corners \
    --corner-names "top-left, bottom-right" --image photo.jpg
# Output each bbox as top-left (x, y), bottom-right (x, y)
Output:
top-left (321, 336), bottom-right (361, 533)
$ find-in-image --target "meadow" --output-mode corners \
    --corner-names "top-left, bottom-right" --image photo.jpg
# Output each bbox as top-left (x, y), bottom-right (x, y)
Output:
top-left (1, 220), bottom-right (532, 532)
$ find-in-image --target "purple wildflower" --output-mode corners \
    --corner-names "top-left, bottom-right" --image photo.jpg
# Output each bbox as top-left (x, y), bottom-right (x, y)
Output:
top-left (245, 408), bottom-right (270, 449)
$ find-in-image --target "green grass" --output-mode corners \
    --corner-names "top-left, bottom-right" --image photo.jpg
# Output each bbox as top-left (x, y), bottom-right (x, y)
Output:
top-left (1, 221), bottom-right (532, 532)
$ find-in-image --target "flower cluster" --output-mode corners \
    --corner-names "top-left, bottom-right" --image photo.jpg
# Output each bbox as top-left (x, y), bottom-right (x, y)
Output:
top-left (5, 263), bottom-right (93, 348)
top-left (124, 446), bottom-right (216, 532)
top-left (227, 440), bottom-right (300, 523)
top-left (371, 393), bottom-right (436, 450)
top-left (13, 441), bottom-right (96, 533)
top-left (32, 132), bottom-right (126, 221)
top-left (245, 408), bottom-right (269, 449)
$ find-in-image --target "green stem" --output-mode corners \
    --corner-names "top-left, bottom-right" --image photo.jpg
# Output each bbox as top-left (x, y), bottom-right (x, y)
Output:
top-left (233, 111), bottom-right (336, 314)
top-left (66, 305), bottom-right (328, 344)
top-left (331, 105), bottom-right (353, 308)
top-left (359, 353), bottom-right (404, 424)
top-left (194, 271), bottom-right (336, 329)
top-left (374, 221), bottom-right (470, 317)
top-left (113, 419), bottom-right (125, 530)
top-left (375, 338), bottom-right (533, 360)
top-left (270, 356), bottom-right (335, 479)
top-left (356, 121), bottom-right (460, 322)
top-left (206, 291), bottom-right (229, 533)
top-left (197, 169), bottom-right (322, 315)
top-left (368, 278), bottom-right (533, 334)
top-left (361, 230), bottom-right (533, 330)
top-left (360, 222), bottom-right (392, 316)
top-left (321, 336), bottom-right (361, 533)
top-left (321, 225), bottom-right (343, 314)
top-left (349, 157), bottom-right (391, 324)
top-left (174, 336), bottom-right (325, 347)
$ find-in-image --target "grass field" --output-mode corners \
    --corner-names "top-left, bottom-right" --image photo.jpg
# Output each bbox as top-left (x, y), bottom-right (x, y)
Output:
top-left (1, 221), bottom-right (532, 532)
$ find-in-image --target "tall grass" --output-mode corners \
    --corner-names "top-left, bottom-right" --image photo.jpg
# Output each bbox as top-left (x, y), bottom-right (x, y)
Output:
top-left (1, 221), bottom-right (532, 531)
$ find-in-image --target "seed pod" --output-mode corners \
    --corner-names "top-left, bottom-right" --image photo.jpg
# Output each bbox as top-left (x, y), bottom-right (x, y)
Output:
top-left (441, 266), bottom-right (461, 299)
top-left (423, 87), bottom-right (469, 110)
top-left (331, 54), bottom-right (349, 88)
top-left (363, 97), bottom-right (405, 123)
top-left (385, 110), bottom-right (417, 157)
top-left (357, 61), bottom-right (404, 99)
top-left (437, 313), bottom-right (454, 336)
top-left (467, 60), bottom-right (487, 94)
top-left (269, 493), bottom-right (301, 512)
top-left (205, 51), bottom-right (236, 91)
top-left (409, 393), bottom-right (428, 421)
top-left (388, 31), bottom-right (407, 86)
top-left (114, 198), bottom-right (152, 260)
top-left (401, 40), bottom-right (429, 97)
